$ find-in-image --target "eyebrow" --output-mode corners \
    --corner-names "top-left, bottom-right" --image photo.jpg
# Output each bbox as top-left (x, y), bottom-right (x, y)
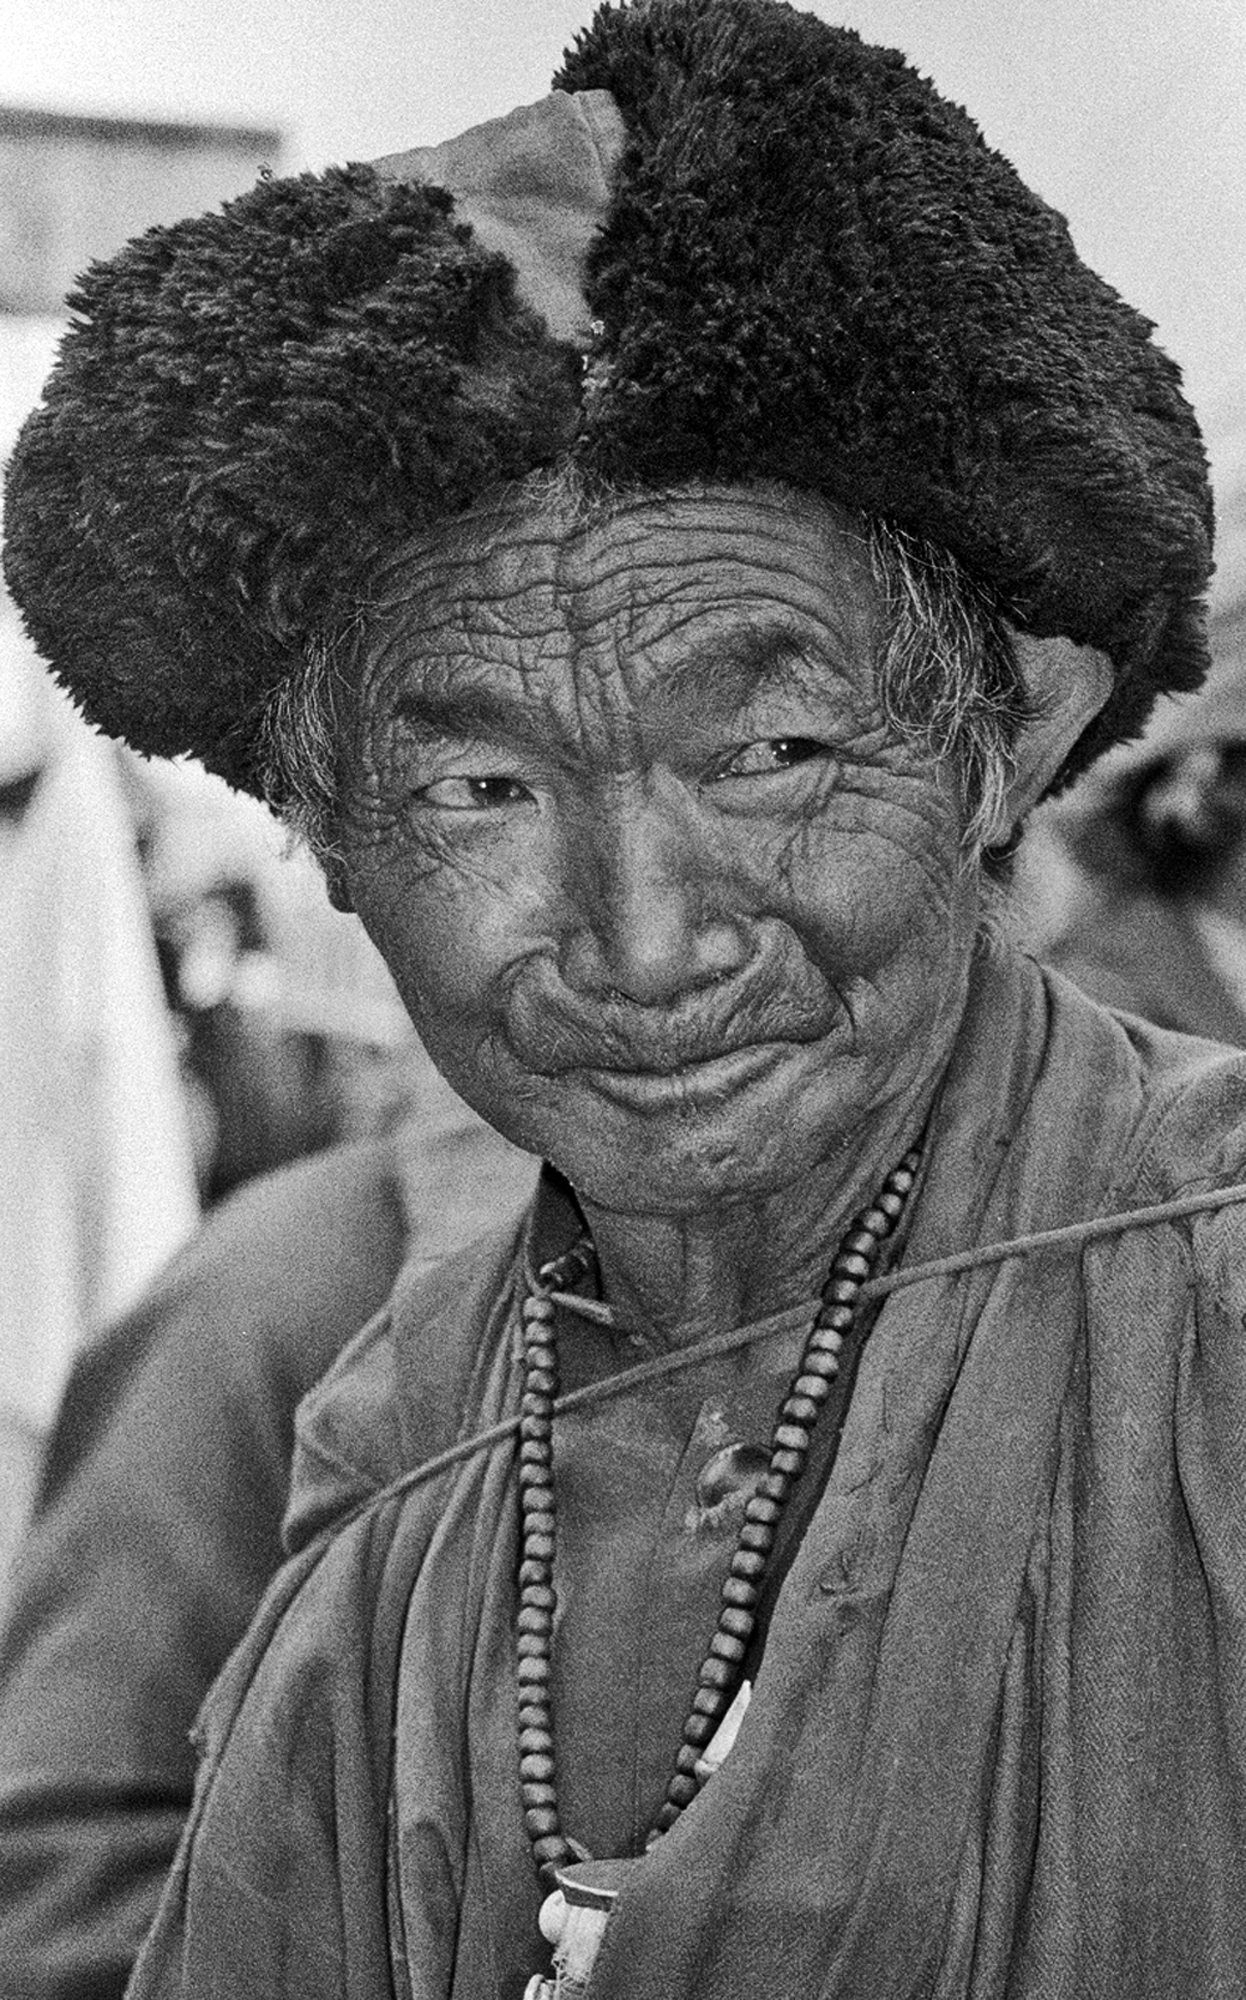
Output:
top-left (639, 620), bottom-right (832, 733)
top-left (389, 681), bottom-right (553, 752)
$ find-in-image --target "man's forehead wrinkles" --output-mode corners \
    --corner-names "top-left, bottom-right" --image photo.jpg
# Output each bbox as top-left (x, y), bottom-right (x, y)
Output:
top-left (559, 547), bottom-right (875, 652)
top-left (560, 535), bottom-right (839, 605)
top-left (369, 513), bottom-right (563, 595)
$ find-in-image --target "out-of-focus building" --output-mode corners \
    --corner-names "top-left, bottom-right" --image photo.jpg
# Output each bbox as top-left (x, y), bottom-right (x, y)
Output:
top-left (0, 102), bottom-right (280, 313)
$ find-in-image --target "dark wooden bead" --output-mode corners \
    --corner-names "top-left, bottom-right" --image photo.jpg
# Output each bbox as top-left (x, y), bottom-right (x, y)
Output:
top-left (520, 1414), bottom-right (551, 1443)
top-left (698, 1656), bottom-right (735, 1691)
top-left (860, 1205), bottom-right (892, 1237)
top-left (531, 1834), bottom-right (568, 1869)
top-left (524, 1805), bottom-right (560, 1839)
top-left (518, 1558), bottom-right (551, 1588)
top-left (520, 1582), bottom-right (557, 1610)
top-left (517, 1655), bottom-right (551, 1685)
top-left (524, 1532), bottom-right (555, 1563)
top-left (709, 1630), bottom-right (747, 1664)
top-left (758, 1469), bottom-right (790, 1501)
top-left (653, 1801), bottom-right (682, 1834)
top-left (692, 1685), bottom-right (727, 1718)
top-left (518, 1706), bottom-right (551, 1737)
top-left (522, 1338), bottom-right (556, 1369)
top-left (521, 1392), bottom-right (553, 1422)
top-left (517, 1631), bottom-right (549, 1660)
top-left (771, 1446), bottom-right (803, 1477)
top-left (682, 1713), bottom-right (716, 1747)
top-left (519, 1436), bottom-right (552, 1466)
top-left (720, 1604), bottom-right (753, 1639)
top-left (723, 1575), bottom-right (760, 1608)
top-left (518, 1460), bottom-right (551, 1488)
top-left (739, 1520), bottom-right (772, 1553)
top-left (522, 1781), bottom-right (558, 1809)
top-left (526, 1368), bottom-right (557, 1397)
top-left (833, 1250), bottom-right (872, 1283)
top-left (800, 1349), bottom-right (840, 1382)
top-left (826, 1277), bottom-right (859, 1306)
top-left (806, 1337), bottom-right (845, 1370)
top-left (517, 1606), bottom-right (553, 1636)
top-left (521, 1509), bottom-right (555, 1540)
top-left (877, 1187), bottom-right (906, 1220)
top-left (518, 1727), bottom-right (553, 1758)
top-left (523, 1297), bottom-right (555, 1322)
top-left (520, 1754), bottom-right (556, 1785)
top-left (844, 1228), bottom-right (877, 1258)
top-left (745, 1491), bottom-right (781, 1525)
top-left (774, 1421), bottom-right (811, 1453)
top-left (675, 1742), bottom-right (702, 1776)
top-left (791, 1377), bottom-right (831, 1407)
top-left (666, 1772), bottom-right (698, 1808)
top-left (732, 1544), bottom-right (772, 1576)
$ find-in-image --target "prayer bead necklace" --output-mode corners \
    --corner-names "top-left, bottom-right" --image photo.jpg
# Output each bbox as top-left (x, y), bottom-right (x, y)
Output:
top-left (515, 1146), bottom-right (922, 1888)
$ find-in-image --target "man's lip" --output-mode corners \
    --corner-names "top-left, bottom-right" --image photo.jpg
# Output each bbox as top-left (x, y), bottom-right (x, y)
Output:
top-left (578, 1040), bottom-right (788, 1106)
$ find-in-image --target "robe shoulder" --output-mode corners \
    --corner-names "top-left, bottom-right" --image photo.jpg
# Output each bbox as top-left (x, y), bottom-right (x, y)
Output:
top-left (283, 1201), bottom-right (531, 1548)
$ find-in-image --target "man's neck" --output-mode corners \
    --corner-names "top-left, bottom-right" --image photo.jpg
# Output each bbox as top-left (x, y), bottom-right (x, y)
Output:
top-left (575, 1096), bottom-right (931, 1350)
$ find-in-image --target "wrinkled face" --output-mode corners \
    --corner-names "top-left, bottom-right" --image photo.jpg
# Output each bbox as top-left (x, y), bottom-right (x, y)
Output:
top-left (340, 484), bottom-right (983, 1214)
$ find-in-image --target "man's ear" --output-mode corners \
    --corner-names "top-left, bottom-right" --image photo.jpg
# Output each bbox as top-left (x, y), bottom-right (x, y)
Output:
top-left (981, 633), bottom-right (1114, 843)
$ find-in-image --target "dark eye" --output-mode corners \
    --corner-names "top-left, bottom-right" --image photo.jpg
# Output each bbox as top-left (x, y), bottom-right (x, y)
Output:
top-left (716, 737), bottom-right (830, 778)
top-left (416, 774), bottom-right (534, 812)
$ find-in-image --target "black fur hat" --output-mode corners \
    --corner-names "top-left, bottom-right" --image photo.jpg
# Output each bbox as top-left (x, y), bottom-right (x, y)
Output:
top-left (2, 0), bottom-right (1214, 799)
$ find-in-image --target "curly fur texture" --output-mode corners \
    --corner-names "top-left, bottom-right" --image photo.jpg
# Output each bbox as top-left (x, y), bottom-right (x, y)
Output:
top-left (2, 0), bottom-right (1214, 801)
top-left (557, 0), bottom-right (1213, 790)
top-left (3, 166), bottom-right (579, 792)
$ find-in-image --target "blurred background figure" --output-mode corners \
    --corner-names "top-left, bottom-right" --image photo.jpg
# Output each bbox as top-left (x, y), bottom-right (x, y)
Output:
top-left (1035, 371), bottom-right (1246, 1038)
top-left (132, 759), bottom-right (420, 1205)
top-left (0, 591), bottom-right (199, 1598)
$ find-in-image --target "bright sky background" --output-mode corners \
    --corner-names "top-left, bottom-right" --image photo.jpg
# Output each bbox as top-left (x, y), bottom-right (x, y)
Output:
top-left (5, 0), bottom-right (1245, 411)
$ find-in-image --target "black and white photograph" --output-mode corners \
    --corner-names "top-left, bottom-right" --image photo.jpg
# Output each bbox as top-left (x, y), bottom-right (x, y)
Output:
top-left (3, 3), bottom-right (1246, 1995)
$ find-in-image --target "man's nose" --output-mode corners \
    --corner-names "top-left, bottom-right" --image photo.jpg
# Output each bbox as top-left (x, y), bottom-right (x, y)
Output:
top-left (557, 787), bottom-right (751, 1006)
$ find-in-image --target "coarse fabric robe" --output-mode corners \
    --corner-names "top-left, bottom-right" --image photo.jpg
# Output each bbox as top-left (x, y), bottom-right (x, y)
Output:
top-left (128, 942), bottom-right (1246, 1999)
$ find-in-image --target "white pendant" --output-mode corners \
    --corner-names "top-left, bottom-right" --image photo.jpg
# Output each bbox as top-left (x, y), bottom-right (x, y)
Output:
top-left (524, 1681), bottom-right (752, 1996)
top-left (527, 1859), bottom-right (630, 1998)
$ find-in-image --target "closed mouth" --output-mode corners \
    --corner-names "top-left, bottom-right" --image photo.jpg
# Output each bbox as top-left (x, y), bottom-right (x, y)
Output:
top-left (580, 1039), bottom-right (787, 1105)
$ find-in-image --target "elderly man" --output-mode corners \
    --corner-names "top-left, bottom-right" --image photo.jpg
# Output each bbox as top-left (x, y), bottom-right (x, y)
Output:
top-left (3, 3), bottom-right (1240, 1996)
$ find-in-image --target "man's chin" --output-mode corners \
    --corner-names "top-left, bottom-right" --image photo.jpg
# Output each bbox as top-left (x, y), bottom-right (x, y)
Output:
top-left (530, 1054), bottom-right (848, 1214)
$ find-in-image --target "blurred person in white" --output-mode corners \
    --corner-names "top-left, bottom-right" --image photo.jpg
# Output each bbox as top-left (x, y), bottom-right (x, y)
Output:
top-left (0, 608), bottom-right (198, 1600)
top-left (1043, 372), bottom-right (1246, 1037)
